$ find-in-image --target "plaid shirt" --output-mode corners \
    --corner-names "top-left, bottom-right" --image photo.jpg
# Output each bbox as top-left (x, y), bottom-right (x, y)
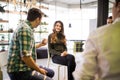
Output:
top-left (7, 20), bottom-right (36, 72)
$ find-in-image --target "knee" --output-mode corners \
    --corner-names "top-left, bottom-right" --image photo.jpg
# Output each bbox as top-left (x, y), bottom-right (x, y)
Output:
top-left (47, 69), bottom-right (55, 78)
top-left (67, 54), bottom-right (75, 61)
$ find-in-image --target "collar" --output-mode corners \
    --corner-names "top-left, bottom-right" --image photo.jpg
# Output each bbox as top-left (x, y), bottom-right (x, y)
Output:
top-left (25, 20), bottom-right (33, 29)
top-left (113, 18), bottom-right (120, 24)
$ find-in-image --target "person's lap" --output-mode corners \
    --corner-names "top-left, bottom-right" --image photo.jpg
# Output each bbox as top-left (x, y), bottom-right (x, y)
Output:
top-left (8, 65), bottom-right (54, 80)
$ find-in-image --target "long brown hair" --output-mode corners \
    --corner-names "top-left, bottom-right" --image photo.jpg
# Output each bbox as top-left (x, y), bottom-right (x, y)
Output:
top-left (50, 20), bottom-right (66, 45)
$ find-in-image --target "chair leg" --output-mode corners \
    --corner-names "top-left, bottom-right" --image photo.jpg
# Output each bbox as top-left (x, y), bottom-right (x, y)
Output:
top-left (58, 66), bottom-right (67, 80)
top-left (63, 66), bottom-right (66, 80)
top-left (58, 66), bottom-right (60, 80)
top-left (0, 67), bottom-right (3, 80)
top-left (63, 66), bottom-right (67, 80)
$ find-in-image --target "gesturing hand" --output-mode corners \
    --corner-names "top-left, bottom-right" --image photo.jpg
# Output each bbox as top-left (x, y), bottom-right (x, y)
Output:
top-left (41, 38), bottom-right (48, 46)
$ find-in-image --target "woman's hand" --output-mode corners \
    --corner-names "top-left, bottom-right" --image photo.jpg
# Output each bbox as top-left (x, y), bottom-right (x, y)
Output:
top-left (61, 51), bottom-right (68, 56)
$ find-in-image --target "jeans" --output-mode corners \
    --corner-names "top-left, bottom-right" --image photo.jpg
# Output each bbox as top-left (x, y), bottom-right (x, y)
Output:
top-left (52, 54), bottom-right (76, 80)
top-left (8, 66), bottom-right (54, 80)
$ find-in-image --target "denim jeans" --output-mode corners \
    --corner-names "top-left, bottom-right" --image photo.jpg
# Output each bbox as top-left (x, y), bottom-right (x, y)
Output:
top-left (52, 54), bottom-right (76, 80)
top-left (8, 66), bottom-right (54, 80)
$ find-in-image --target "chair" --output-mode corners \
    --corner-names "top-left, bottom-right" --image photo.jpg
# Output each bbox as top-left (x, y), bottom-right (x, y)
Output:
top-left (0, 67), bottom-right (3, 80)
top-left (0, 51), bottom-right (8, 80)
top-left (46, 48), bottom-right (67, 80)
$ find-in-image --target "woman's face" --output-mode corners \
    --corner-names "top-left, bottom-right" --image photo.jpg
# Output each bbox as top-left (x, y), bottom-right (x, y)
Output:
top-left (54, 22), bottom-right (62, 32)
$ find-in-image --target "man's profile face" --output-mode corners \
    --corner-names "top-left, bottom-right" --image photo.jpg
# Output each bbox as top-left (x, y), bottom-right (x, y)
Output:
top-left (107, 18), bottom-right (113, 24)
top-left (35, 17), bottom-right (42, 28)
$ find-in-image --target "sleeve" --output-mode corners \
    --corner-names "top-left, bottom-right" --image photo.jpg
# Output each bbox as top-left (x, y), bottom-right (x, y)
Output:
top-left (73, 34), bottom-right (98, 80)
top-left (48, 34), bottom-right (61, 55)
top-left (18, 29), bottom-right (33, 57)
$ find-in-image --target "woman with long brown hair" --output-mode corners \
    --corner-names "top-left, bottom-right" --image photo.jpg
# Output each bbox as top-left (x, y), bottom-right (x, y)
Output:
top-left (48, 20), bottom-right (76, 80)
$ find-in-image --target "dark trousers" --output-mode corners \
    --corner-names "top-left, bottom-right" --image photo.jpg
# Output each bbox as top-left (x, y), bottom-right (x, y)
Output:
top-left (52, 54), bottom-right (76, 80)
top-left (8, 66), bottom-right (54, 80)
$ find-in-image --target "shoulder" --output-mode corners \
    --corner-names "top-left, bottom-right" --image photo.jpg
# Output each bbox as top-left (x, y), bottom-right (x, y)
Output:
top-left (90, 24), bottom-right (111, 36)
top-left (17, 22), bottom-right (33, 35)
top-left (87, 24), bottom-right (112, 41)
top-left (48, 33), bottom-right (53, 37)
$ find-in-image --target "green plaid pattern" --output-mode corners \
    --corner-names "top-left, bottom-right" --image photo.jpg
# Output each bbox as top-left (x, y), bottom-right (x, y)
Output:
top-left (7, 21), bottom-right (36, 72)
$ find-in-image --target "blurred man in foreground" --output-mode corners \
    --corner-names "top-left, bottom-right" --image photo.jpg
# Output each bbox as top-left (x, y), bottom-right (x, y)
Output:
top-left (73, 0), bottom-right (120, 80)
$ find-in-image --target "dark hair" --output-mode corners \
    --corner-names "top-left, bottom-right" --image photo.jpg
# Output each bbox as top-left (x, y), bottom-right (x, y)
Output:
top-left (116, 0), bottom-right (120, 6)
top-left (27, 8), bottom-right (42, 21)
top-left (108, 16), bottom-right (112, 19)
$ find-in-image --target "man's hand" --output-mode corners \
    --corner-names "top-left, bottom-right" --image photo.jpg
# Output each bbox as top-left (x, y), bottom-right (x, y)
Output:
top-left (36, 38), bottom-right (48, 48)
top-left (39, 68), bottom-right (47, 75)
top-left (32, 68), bottom-right (47, 76)
top-left (41, 38), bottom-right (48, 46)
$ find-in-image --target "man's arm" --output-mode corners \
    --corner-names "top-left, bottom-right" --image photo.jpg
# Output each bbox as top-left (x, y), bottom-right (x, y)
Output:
top-left (22, 56), bottom-right (47, 75)
top-left (36, 38), bottom-right (47, 48)
top-left (19, 29), bottom-right (47, 75)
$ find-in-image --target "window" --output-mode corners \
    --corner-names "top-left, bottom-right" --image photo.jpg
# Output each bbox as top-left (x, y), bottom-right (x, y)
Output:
top-left (74, 41), bottom-right (84, 52)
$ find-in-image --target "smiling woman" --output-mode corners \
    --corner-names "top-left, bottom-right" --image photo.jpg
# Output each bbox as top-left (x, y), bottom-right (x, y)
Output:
top-left (48, 20), bottom-right (76, 80)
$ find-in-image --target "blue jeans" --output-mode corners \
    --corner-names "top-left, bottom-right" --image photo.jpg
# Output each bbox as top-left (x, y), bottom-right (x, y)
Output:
top-left (52, 54), bottom-right (76, 80)
top-left (8, 66), bottom-right (54, 80)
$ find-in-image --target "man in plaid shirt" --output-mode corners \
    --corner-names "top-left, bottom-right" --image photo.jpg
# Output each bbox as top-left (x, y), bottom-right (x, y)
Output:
top-left (7, 8), bottom-right (54, 80)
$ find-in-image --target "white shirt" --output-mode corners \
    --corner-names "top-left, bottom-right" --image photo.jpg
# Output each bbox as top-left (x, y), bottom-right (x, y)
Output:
top-left (73, 18), bottom-right (120, 80)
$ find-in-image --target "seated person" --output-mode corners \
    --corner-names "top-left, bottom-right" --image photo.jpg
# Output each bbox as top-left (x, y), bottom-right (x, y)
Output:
top-left (48, 20), bottom-right (76, 80)
top-left (107, 16), bottom-right (113, 24)
top-left (7, 8), bottom-right (54, 80)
